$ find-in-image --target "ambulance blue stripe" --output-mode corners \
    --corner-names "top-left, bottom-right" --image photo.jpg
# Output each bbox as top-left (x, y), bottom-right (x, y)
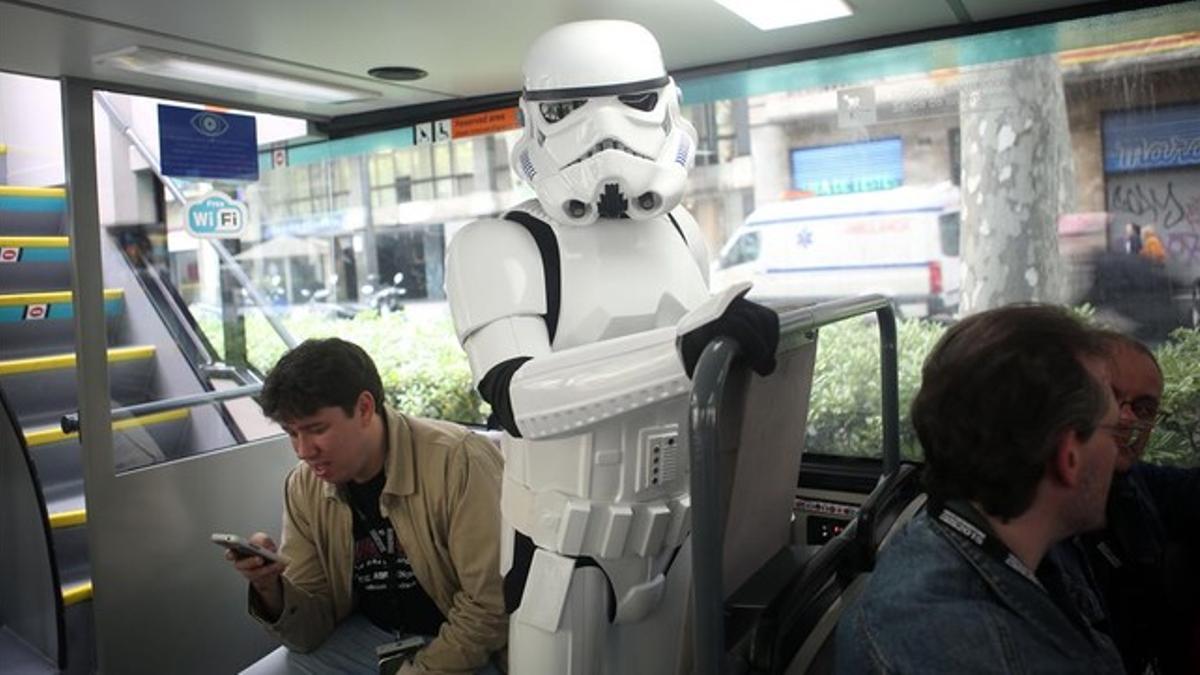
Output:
top-left (766, 261), bottom-right (932, 274)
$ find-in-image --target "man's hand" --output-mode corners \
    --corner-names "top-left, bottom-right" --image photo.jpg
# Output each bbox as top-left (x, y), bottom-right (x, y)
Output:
top-left (226, 532), bottom-right (287, 621)
top-left (397, 660), bottom-right (428, 675)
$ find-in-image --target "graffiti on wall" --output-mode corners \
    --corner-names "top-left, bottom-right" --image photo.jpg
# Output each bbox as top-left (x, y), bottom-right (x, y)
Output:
top-left (1108, 177), bottom-right (1200, 270)
top-left (1109, 182), bottom-right (1187, 230)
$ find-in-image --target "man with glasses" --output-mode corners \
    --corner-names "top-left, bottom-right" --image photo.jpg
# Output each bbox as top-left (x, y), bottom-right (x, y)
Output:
top-left (1073, 332), bottom-right (1200, 675)
top-left (836, 304), bottom-right (1125, 674)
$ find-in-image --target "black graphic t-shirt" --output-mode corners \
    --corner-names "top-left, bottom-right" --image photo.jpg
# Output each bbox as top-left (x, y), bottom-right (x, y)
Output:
top-left (346, 470), bottom-right (446, 636)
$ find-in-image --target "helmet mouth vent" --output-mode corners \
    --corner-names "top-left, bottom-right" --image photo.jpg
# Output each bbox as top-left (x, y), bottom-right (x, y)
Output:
top-left (597, 183), bottom-right (629, 219)
top-left (563, 138), bottom-right (651, 168)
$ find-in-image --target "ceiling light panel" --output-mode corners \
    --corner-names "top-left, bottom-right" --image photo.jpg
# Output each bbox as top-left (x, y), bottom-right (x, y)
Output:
top-left (94, 46), bottom-right (381, 104)
top-left (712, 0), bottom-right (854, 31)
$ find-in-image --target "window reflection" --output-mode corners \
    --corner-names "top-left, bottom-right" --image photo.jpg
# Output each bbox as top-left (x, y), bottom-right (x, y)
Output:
top-left (73, 3), bottom-right (1200, 467)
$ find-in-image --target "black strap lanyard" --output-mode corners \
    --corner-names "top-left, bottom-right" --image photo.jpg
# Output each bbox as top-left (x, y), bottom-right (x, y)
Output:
top-left (933, 500), bottom-right (1111, 645)
top-left (932, 500), bottom-right (1042, 587)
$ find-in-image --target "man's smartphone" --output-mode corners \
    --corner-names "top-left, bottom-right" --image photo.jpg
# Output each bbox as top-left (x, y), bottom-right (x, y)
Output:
top-left (211, 533), bottom-right (289, 565)
top-left (377, 636), bottom-right (426, 675)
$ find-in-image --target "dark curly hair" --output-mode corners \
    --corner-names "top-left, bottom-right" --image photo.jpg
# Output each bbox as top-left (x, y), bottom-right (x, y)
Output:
top-left (259, 338), bottom-right (386, 423)
top-left (913, 304), bottom-right (1110, 520)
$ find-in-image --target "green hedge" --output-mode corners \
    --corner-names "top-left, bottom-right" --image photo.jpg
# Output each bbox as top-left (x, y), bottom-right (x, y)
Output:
top-left (198, 307), bottom-right (1200, 467)
top-left (806, 314), bottom-right (1200, 467)
top-left (198, 308), bottom-right (486, 423)
top-left (805, 316), bottom-right (946, 460)
top-left (1151, 327), bottom-right (1200, 466)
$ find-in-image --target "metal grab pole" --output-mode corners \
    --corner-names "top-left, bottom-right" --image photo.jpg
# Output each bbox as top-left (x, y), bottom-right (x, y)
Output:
top-left (687, 294), bottom-right (900, 674)
top-left (876, 304), bottom-right (900, 477)
top-left (689, 337), bottom-right (740, 675)
top-left (93, 93), bottom-right (297, 349)
top-left (61, 384), bottom-right (263, 434)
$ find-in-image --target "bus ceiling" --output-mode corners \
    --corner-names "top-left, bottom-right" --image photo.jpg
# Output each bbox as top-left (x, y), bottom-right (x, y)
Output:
top-left (0, 0), bottom-right (1183, 131)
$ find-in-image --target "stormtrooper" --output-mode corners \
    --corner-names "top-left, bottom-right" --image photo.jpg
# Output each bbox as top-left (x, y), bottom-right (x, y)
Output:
top-left (446, 20), bottom-right (778, 674)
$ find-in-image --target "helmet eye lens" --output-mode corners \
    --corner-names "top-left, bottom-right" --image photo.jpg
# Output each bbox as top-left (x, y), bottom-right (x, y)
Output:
top-left (539, 100), bottom-right (586, 124)
top-left (618, 92), bottom-right (659, 112)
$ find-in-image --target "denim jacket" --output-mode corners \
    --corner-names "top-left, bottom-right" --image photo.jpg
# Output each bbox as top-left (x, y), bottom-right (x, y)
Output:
top-left (836, 510), bottom-right (1124, 675)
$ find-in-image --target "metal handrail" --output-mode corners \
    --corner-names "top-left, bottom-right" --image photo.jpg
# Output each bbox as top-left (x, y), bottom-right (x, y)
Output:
top-left (60, 384), bottom-right (263, 435)
top-left (689, 294), bottom-right (899, 675)
top-left (94, 92), bottom-right (298, 350)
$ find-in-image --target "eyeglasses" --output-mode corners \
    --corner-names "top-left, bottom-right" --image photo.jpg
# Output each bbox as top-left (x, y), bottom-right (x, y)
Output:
top-left (1096, 415), bottom-right (1168, 450)
top-left (1117, 395), bottom-right (1162, 424)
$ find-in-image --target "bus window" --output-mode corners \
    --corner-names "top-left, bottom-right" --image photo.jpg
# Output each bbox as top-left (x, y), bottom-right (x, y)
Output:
top-left (719, 231), bottom-right (760, 269)
top-left (939, 212), bottom-right (961, 258)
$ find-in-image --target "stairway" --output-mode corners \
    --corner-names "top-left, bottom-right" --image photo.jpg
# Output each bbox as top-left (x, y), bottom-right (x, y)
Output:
top-left (0, 180), bottom-right (243, 672)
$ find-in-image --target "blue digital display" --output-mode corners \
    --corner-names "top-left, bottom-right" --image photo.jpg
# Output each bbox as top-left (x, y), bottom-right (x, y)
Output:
top-left (159, 105), bottom-right (259, 181)
top-left (790, 137), bottom-right (904, 196)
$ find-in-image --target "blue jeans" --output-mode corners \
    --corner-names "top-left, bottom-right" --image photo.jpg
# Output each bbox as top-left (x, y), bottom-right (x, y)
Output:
top-left (241, 613), bottom-right (501, 675)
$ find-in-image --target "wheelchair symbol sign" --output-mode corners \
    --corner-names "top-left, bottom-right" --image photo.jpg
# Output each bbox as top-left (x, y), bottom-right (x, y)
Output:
top-left (186, 192), bottom-right (248, 239)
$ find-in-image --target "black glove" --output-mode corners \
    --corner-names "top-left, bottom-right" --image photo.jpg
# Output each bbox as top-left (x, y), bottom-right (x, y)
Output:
top-left (679, 297), bottom-right (780, 378)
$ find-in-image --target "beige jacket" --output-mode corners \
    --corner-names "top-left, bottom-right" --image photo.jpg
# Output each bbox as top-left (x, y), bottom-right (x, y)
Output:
top-left (252, 408), bottom-right (508, 673)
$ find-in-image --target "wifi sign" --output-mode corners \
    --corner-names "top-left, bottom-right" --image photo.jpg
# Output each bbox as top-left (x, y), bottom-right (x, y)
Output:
top-left (186, 192), bottom-right (248, 239)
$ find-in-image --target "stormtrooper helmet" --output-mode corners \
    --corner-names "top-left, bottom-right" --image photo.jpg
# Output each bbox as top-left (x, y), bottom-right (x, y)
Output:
top-left (511, 20), bottom-right (698, 225)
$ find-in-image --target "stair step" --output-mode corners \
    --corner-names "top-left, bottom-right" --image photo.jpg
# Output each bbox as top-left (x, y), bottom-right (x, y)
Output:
top-left (0, 344), bottom-right (155, 376)
top-left (0, 235), bottom-right (69, 263)
top-left (23, 407), bottom-right (190, 448)
top-left (0, 288), bottom-right (123, 323)
top-left (49, 508), bottom-right (87, 529)
top-left (0, 185), bottom-right (67, 212)
top-left (45, 491), bottom-right (86, 518)
top-left (0, 186), bottom-right (68, 235)
top-left (61, 581), bottom-right (92, 607)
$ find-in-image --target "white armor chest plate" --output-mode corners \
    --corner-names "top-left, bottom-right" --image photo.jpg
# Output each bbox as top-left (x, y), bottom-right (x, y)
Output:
top-left (551, 216), bottom-right (709, 350)
top-left (498, 213), bottom-right (709, 561)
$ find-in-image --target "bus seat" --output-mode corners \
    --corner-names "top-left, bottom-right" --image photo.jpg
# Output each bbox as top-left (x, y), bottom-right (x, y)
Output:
top-left (742, 463), bottom-right (925, 674)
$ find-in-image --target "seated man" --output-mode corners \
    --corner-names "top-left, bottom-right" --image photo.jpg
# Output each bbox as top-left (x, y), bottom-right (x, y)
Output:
top-left (1073, 332), bottom-right (1200, 674)
top-left (229, 338), bottom-right (507, 674)
top-left (836, 304), bottom-right (1125, 674)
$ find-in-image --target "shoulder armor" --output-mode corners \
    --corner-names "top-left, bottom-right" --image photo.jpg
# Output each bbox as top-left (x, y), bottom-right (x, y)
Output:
top-left (446, 217), bottom-right (549, 343)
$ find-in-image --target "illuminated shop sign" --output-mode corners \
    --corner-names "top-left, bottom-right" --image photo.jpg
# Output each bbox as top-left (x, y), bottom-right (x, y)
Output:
top-left (1103, 105), bottom-right (1200, 173)
top-left (790, 137), bottom-right (904, 196)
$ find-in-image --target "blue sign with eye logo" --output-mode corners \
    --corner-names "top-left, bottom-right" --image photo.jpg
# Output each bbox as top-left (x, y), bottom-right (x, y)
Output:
top-left (159, 105), bottom-right (259, 181)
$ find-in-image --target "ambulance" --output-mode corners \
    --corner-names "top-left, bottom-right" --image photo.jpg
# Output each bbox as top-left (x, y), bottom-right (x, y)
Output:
top-left (711, 183), bottom-right (962, 317)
